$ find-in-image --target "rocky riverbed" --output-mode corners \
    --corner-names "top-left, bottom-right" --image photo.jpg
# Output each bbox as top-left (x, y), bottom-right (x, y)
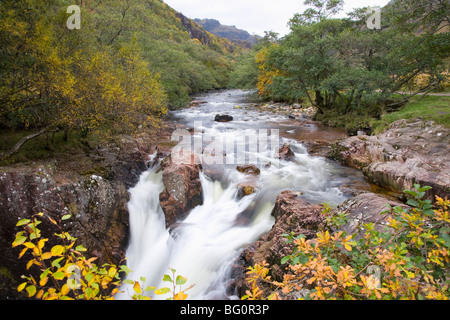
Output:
top-left (1, 90), bottom-right (448, 300)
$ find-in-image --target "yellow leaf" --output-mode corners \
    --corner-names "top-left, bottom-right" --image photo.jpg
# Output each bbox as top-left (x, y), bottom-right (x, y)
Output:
top-left (39, 277), bottom-right (48, 287)
top-left (61, 284), bottom-right (70, 296)
top-left (51, 245), bottom-right (64, 256)
top-left (42, 252), bottom-right (52, 260)
top-left (133, 281), bottom-right (142, 295)
top-left (108, 267), bottom-right (117, 278)
top-left (174, 291), bottom-right (188, 300)
top-left (26, 259), bottom-right (35, 270)
top-left (18, 247), bottom-right (28, 259)
top-left (23, 242), bottom-right (35, 249)
top-left (38, 238), bottom-right (48, 250)
top-left (17, 282), bottom-right (27, 292)
top-left (36, 289), bottom-right (44, 299)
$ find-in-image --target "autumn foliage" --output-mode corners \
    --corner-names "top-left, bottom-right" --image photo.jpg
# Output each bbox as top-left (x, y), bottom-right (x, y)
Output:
top-left (12, 213), bottom-right (193, 300)
top-left (243, 186), bottom-right (450, 300)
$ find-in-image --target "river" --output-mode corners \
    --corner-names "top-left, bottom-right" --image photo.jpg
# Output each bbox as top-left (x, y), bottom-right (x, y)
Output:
top-left (117, 90), bottom-right (372, 300)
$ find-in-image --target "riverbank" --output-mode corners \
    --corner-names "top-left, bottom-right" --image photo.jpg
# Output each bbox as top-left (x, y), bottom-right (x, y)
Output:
top-left (0, 123), bottom-right (178, 299)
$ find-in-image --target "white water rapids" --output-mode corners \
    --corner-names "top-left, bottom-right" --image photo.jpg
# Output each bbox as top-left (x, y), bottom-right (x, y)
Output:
top-left (117, 90), bottom-right (367, 300)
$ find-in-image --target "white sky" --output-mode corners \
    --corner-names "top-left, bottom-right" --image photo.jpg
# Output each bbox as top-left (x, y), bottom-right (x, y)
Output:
top-left (163, 0), bottom-right (391, 36)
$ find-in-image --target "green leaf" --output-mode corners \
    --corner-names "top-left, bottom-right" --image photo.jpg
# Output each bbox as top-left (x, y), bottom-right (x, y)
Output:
top-left (120, 265), bottom-right (132, 275)
top-left (12, 234), bottom-right (27, 248)
top-left (75, 245), bottom-right (87, 252)
top-left (176, 275), bottom-right (187, 286)
top-left (280, 256), bottom-right (291, 265)
top-left (418, 186), bottom-right (432, 192)
top-left (404, 190), bottom-right (417, 197)
top-left (16, 219), bottom-right (31, 227)
top-left (53, 271), bottom-right (65, 280)
top-left (144, 286), bottom-right (156, 292)
top-left (123, 279), bottom-right (135, 285)
top-left (51, 245), bottom-right (64, 256)
top-left (61, 214), bottom-right (72, 221)
top-left (163, 274), bottom-right (172, 282)
top-left (406, 199), bottom-right (419, 207)
top-left (51, 257), bottom-right (64, 268)
top-left (154, 287), bottom-right (171, 295)
top-left (26, 285), bottom-right (36, 297)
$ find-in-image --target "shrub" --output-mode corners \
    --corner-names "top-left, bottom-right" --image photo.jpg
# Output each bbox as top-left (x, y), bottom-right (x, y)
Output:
top-left (12, 213), bottom-right (193, 300)
top-left (243, 185), bottom-right (449, 300)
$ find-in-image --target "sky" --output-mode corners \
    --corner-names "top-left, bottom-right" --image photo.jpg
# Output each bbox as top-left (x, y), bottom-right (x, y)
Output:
top-left (163, 0), bottom-right (392, 37)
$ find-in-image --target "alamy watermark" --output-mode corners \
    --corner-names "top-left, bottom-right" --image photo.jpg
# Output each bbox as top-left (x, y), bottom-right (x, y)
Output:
top-left (366, 6), bottom-right (381, 30)
top-left (171, 122), bottom-right (280, 166)
top-left (66, 5), bottom-right (81, 30)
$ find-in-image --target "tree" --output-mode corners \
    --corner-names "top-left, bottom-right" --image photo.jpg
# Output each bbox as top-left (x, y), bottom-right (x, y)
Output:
top-left (290, 0), bottom-right (344, 25)
top-left (243, 0), bottom-right (449, 119)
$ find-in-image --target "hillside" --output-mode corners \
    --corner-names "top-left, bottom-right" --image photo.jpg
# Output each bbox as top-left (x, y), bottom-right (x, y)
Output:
top-left (0, 0), bottom-right (245, 118)
top-left (194, 18), bottom-right (259, 48)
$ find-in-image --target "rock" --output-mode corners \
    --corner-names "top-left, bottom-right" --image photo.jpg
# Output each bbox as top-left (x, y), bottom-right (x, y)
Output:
top-left (189, 100), bottom-right (207, 107)
top-left (327, 119), bottom-right (450, 199)
top-left (278, 143), bottom-right (295, 161)
top-left (237, 184), bottom-right (257, 199)
top-left (229, 191), bottom-right (324, 297)
top-left (159, 154), bottom-right (203, 228)
top-left (0, 164), bottom-right (130, 298)
top-left (236, 164), bottom-right (261, 176)
top-left (214, 114), bottom-right (234, 122)
top-left (336, 192), bottom-right (409, 236)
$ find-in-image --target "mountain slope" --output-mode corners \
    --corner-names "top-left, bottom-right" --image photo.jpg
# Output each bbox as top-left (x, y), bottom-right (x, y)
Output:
top-left (194, 18), bottom-right (259, 48)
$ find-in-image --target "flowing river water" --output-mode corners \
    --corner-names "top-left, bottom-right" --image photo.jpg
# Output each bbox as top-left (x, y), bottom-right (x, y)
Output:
top-left (118, 90), bottom-right (373, 300)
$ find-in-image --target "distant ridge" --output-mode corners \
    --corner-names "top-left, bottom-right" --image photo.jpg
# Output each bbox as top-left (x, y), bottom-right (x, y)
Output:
top-left (194, 18), bottom-right (260, 48)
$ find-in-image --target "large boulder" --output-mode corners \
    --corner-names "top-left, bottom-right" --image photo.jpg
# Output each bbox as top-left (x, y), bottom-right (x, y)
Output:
top-left (159, 154), bottom-right (203, 228)
top-left (214, 114), bottom-right (234, 122)
top-left (236, 164), bottom-right (261, 176)
top-left (327, 119), bottom-right (450, 199)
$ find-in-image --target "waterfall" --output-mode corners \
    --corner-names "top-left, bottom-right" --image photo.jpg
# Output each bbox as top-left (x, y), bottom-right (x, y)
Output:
top-left (117, 90), bottom-right (359, 300)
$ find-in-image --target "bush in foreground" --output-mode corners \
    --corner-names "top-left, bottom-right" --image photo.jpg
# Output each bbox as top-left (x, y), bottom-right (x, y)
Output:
top-left (12, 213), bottom-right (193, 300)
top-left (244, 185), bottom-right (449, 300)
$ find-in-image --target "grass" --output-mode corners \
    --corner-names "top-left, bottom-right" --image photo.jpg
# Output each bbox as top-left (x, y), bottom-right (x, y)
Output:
top-left (371, 95), bottom-right (450, 134)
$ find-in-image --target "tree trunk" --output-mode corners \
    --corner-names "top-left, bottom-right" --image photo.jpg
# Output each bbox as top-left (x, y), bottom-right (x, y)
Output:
top-left (1, 126), bottom-right (51, 160)
top-left (315, 90), bottom-right (325, 111)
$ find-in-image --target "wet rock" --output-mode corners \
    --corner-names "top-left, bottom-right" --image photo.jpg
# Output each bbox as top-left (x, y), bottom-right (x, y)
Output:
top-left (214, 114), bottom-right (234, 122)
top-left (236, 164), bottom-right (261, 176)
top-left (278, 143), bottom-right (295, 161)
top-left (159, 154), bottom-right (203, 228)
top-left (189, 100), bottom-right (207, 107)
top-left (237, 182), bottom-right (257, 199)
top-left (327, 119), bottom-right (450, 199)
